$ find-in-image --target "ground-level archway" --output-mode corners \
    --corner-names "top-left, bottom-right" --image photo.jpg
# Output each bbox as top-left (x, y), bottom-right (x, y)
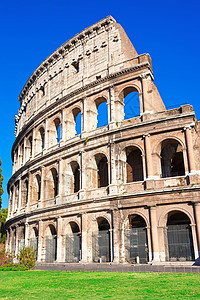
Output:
top-left (92, 217), bottom-right (111, 262)
top-left (125, 215), bottom-right (148, 263)
top-left (65, 222), bottom-right (81, 263)
top-left (30, 227), bottom-right (38, 259)
top-left (45, 224), bottom-right (57, 263)
top-left (166, 211), bottom-right (194, 261)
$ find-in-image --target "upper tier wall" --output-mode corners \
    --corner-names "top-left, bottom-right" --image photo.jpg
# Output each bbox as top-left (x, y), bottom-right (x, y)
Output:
top-left (15, 16), bottom-right (139, 136)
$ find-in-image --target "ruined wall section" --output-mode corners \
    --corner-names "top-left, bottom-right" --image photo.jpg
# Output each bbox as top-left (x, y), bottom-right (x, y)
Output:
top-left (16, 16), bottom-right (140, 137)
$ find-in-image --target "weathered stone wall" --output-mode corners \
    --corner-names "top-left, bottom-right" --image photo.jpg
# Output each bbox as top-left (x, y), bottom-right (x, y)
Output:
top-left (6, 16), bottom-right (200, 264)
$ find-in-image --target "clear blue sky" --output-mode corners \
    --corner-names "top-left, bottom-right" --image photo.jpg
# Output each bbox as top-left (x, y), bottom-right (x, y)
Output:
top-left (0, 0), bottom-right (199, 208)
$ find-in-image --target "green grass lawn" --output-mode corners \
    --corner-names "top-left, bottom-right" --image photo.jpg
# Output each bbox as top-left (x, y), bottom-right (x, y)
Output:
top-left (0, 271), bottom-right (200, 299)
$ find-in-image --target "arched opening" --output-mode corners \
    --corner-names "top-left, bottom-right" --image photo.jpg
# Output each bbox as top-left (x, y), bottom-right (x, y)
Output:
top-left (51, 168), bottom-right (58, 197)
top-left (39, 127), bottom-right (45, 151)
top-left (70, 161), bottom-right (80, 193)
top-left (95, 154), bottom-right (108, 188)
top-left (65, 222), bottom-right (81, 263)
top-left (166, 211), bottom-right (194, 261)
top-left (161, 140), bottom-right (185, 178)
top-left (95, 98), bottom-right (108, 128)
top-left (30, 227), bottom-right (38, 259)
top-left (54, 118), bottom-right (61, 143)
top-left (126, 147), bottom-right (143, 182)
top-left (92, 217), bottom-right (111, 262)
top-left (120, 87), bottom-right (140, 120)
top-left (36, 175), bottom-right (41, 201)
top-left (18, 225), bottom-right (25, 251)
top-left (45, 224), bottom-right (57, 263)
top-left (125, 215), bottom-right (148, 263)
top-left (28, 136), bottom-right (33, 157)
top-left (73, 108), bottom-right (81, 136)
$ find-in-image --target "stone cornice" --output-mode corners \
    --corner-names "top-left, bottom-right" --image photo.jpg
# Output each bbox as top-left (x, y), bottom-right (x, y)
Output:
top-left (5, 184), bottom-right (200, 228)
top-left (18, 15), bottom-right (116, 104)
top-left (8, 108), bottom-right (195, 190)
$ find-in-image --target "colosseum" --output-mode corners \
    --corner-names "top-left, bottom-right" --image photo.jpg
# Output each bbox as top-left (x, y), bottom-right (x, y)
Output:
top-left (5, 16), bottom-right (200, 265)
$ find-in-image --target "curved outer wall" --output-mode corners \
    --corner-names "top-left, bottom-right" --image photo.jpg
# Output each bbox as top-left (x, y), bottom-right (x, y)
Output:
top-left (6, 16), bottom-right (200, 264)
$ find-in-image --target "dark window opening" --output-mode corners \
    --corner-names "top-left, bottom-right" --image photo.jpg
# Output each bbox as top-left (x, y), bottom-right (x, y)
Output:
top-left (51, 168), bottom-right (58, 197)
top-left (36, 175), bottom-right (41, 201)
top-left (74, 166), bottom-right (80, 193)
top-left (96, 75), bottom-right (101, 80)
top-left (72, 61), bottom-right (79, 72)
top-left (97, 156), bottom-right (108, 188)
top-left (161, 141), bottom-right (185, 178)
top-left (126, 148), bottom-right (143, 182)
top-left (40, 86), bottom-right (45, 97)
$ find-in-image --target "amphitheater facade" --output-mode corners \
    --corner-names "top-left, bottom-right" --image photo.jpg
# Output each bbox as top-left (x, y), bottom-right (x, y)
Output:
top-left (5, 16), bottom-right (200, 264)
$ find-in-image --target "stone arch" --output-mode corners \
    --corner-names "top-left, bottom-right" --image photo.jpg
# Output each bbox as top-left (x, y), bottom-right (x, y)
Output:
top-left (125, 146), bottom-right (144, 182)
top-left (158, 207), bottom-right (194, 228)
top-left (70, 161), bottom-right (80, 193)
top-left (65, 221), bottom-right (81, 263)
top-left (153, 137), bottom-right (185, 178)
top-left (94, 153), bottom-right (109, 188)
top-left (94, 96), bottom-right (108, 128)
top-left (92, 216), bottom-right (111, 263)
top-left (123, 211), bottom-right (149, 230)
top-left (50, 167), bottom-right (59, 198)
top-left (119, 85), bottom-right (141, 120)
top-left (124, 213), bottom-right (149, 263)
top-left (72, 107), bottom-right (82, 136)
top-left (45, 223), bottom-right (57, 263)
top-left (121, 142), bottom-right (144, 156)
top-left (64, 220), bottom-right (81, 235)
top-left (35, 174), bottom-right (41, 202)
top-left (37, 125), bottom-right (45, 153)
top-left (161, 209), bottom-right (195, 261)
top-left (153, 136), bottom-right (185, 155)
top-left (30, 226), bottom-right (38, 256)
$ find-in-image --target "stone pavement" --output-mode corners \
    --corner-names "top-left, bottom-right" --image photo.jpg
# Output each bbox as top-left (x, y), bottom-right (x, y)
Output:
top-left (35, 262), bottom-right (200, 273)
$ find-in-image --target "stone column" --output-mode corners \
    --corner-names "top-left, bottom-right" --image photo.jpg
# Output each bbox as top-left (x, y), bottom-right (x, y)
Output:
top-left (146, 226), bottom-right (152, 262)
top-left (15, 225), bottom-right (19, 256)
top-left (32, 127), bottom-right (36, 158)
top-left (58, 159), bottom-right (64, 204)
top-left (62, 107), bottom-right (68, 142)
top-left (112, 208), bottom-right (120, 263)
top-left (184, 125), bottom-right (196, 173)
top-left (190, 223), bottom-right (199, 259)
top-left (108, 86), bottom-right (124, 129)
top-left (37, 220), bottom-right (44, 262)
top-left (45, 118), bottom-right (49, 150)
top-left (56, 217), bottom-right (63, 262)
top-left (81, 212), bottom-right (88, 263)
top-left (25, 223), bottom-right (29, 247)
top-left (143, 134), bottom-right (153, 179)
top-left (17, 179), bottom-right (22, 213)
top-left (109, 142), bottom-right (118, 195)
top-left (5, 230), bottom-right (9, 253)
top-left (193, 201), bottom-right (200, 257)
top-left (40, 167), bottom-right (45, 208)
top-left (140, 72), bottom-right (153, 114)
top-left (149, 205), bottom-right (160, 262)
